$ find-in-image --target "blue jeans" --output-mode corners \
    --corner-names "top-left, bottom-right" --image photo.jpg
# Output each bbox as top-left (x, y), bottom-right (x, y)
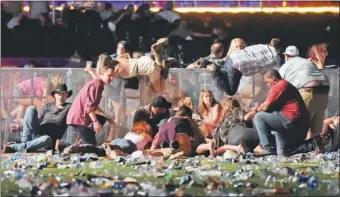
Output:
top-left (110, 138), bottom-right (137, 154)
top-left (253, 111), bottom-right (308, 156)
top-left (10, 135), bottom-right (52, 152)
top-left (10, 106), bottom-right (53, 152)
top-left (213, 57), bottom-right (243, 96)
top-left (21, 106), bottom-right (40, 142)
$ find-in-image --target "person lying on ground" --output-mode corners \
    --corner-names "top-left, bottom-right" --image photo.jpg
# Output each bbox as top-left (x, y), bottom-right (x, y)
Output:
top-left (55, 62), bottom-right (117, 152)
top-left (207, 42), bottom-right (280, 96)
top-left (291, 111), bottom-right (339, 155)
top-left (196, 97), bottom-right (259, 156)
top-left (150, 105), bottom-right (194, 156)
top-left (244, 69), bottom-right (310, 157)
top-left (3, 84), bottom-right (72, 153)
top-left (62, 121), bottom-right (153, 157)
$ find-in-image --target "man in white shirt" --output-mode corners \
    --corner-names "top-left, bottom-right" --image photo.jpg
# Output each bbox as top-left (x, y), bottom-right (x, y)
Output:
top-left (279, 45), bottom-right (330, 139)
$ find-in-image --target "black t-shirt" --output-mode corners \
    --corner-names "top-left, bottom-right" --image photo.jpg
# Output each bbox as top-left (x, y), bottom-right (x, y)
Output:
top-left (133, 105), bottom-right (170, 137)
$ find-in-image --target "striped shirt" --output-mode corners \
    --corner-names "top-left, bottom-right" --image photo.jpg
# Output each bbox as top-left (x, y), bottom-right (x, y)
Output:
top-left (230, 44), bottom-right (280, 76)
top-left (279, 57), bottom-right (329, 89)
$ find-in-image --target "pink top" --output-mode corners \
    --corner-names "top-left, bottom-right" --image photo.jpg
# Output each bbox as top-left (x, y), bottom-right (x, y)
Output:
top-left (19, 77), bottom-right (45, 97)
top-left (67, 78), bottom-right (104, 127)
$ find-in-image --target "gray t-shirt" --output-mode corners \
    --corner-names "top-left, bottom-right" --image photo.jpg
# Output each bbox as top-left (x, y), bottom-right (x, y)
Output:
top-left (40, 102), bottom-right (71, 126)
top-left (39, 102), bottom-right (71, 140)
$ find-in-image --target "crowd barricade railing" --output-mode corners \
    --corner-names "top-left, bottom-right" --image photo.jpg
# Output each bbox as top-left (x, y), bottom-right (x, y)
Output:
top-left (1, 67), bottom-right (339, 146)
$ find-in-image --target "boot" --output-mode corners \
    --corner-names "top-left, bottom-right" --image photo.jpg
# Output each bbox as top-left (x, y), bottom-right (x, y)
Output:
top-left (151, 38), bottom-right (168, 65)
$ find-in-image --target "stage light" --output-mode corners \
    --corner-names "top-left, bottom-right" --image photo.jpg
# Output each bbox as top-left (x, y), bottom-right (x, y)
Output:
top-left (150, 6), bottom-right (339, 14)
top-left (23, 5), bottom-right (30, 13)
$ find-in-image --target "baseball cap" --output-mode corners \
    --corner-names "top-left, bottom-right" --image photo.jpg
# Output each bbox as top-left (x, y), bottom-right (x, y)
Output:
top-left (283, 45), bottom-right (299, 57)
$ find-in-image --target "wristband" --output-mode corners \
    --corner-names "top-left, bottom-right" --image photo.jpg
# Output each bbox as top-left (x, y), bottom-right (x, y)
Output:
top-left (93, 120), bottom-right (99, 123)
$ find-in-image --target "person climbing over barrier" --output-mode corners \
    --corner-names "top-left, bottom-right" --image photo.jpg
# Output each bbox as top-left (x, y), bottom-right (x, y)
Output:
top-left (85, 38), bottom-right (172, 94)
top-left (207, 42), bottom-right (281, 96)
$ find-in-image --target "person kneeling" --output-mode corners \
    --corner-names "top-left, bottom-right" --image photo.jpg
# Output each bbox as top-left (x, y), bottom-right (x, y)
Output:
top-left (150, 105), bottom-right (194, 156)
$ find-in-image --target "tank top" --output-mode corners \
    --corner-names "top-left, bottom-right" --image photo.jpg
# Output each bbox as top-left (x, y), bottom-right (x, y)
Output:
top-left (124, 132), bottom-right (149, 150)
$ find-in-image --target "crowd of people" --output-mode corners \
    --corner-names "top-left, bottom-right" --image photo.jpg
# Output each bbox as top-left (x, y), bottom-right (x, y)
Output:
top-left (1, 2), bottom-right (339, 66)
top-left (2, 33), bottom-right (339, 159)
top-left (1, 2), bottom-right (339, 158)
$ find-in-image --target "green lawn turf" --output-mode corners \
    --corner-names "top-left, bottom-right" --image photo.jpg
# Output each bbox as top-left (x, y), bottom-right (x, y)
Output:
top-left (1, 158), bottom-right (338, 196)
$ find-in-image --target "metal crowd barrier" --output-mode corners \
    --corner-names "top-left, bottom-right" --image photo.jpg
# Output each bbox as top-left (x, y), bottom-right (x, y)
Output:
top-left (0, 67), bottom-right (339, 146)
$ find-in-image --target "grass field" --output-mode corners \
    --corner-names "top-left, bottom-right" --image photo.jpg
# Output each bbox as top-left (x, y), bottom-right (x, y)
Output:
top-left (1, 154), bottom-right (339, 196)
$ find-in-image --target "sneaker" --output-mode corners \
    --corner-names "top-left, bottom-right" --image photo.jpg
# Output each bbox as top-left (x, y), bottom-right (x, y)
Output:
top-left (152, 38), bottom-right (168, 65)
top-left (160, 58), bottom-right (175, 79)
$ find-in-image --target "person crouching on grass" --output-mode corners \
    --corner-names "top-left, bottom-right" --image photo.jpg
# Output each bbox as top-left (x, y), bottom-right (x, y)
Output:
top-left (55, 61), bottom-right (118, 152)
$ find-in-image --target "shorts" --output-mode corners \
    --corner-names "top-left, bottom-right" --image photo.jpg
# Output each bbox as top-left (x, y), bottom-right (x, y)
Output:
top-left (110, 138), bottom-right (137, 154)
top-left (127, 56), bottom-right (161, 83)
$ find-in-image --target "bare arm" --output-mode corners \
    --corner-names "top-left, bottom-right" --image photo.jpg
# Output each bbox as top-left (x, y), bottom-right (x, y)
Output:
top-left (202, 104), bottom-right (222, 127)
top-left (84, 61), bottom-right (99, 79)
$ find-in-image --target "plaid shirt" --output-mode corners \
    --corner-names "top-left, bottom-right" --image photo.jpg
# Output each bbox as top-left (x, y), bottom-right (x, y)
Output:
top-left (230, 44), bottom-right (280, 76)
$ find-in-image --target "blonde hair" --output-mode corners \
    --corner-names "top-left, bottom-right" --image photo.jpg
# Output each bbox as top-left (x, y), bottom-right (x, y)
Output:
top-left (177, 96), bottom-right (194, 110)
top-left (96, 54), bottom-right (118, 74)
top-left (50, 73), bottom-right (64, 89)
top-left (227, 38), bottom-right (246, 57)
top-left (198, 89), bottom-right (219, 116)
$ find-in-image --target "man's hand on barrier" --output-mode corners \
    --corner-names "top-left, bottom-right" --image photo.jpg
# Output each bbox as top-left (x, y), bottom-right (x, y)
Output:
top-left (207, 65), bottom-right (216, 72)
top-left (84, 61), bottom-right (93, 73)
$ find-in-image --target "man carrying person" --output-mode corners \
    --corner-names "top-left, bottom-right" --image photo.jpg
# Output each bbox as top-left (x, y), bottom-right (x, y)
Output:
top-left (3, 84), bottom-right (72, 153)
top-left (56, 62), bottom-right (117, 151)
top-left (279, 45), bottom-right (330, 139)
top-left (244, 69), bottom-right (310, 156)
